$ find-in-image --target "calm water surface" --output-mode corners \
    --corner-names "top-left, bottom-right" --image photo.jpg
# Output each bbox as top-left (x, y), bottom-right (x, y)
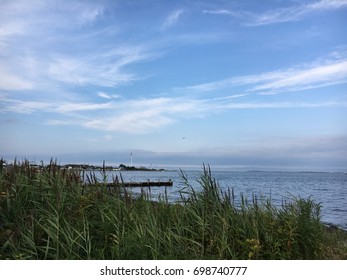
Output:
top-left (100, 170), bottom-right (347, 230)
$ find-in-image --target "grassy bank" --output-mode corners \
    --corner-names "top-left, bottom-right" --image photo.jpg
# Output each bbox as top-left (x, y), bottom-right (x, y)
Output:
top-left (0, 159), bottom-right (346, 259)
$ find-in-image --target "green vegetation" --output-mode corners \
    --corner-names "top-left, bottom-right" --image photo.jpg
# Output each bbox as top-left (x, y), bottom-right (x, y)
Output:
top-left (0, 159), bottom-right (346, 259)
top-left (118, 163), bottom-right (166, 171)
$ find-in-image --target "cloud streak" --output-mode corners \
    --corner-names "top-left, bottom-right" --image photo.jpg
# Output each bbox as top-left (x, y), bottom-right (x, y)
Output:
top-left (97, 92), bottom-right (119, 99)
top-left (0, 97), bottom-right (114, 114)
top-left (2, 92), bottom-right (345, 134)
top-left (47, 52), bottom-right (139, 87)
top-left (204, 0), bottom-right (347, 26)
top-left (162, 9), bottom-right (185, 29)
top-left (183, 54), bottom-right (347, 95)
top-left (0, 40), bottom-right (156, 91)
top-left (1, 40), bottom-right (346, 135)
top-left (0, 68), bottom-right (34, 90)
top-left (0, 1), bottom-right (158, 91)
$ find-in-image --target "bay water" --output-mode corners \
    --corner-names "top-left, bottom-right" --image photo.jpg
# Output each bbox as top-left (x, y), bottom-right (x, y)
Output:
top-left (98, 169), bottom-right (347, 230)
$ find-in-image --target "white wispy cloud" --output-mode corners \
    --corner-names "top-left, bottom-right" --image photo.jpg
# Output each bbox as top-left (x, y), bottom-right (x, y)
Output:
top-left (0, 22), bottom-right (26, 38)
top-left (0, 98), bottom-right (51, 114)
top-left (81, 97), bottom-right (200, 134)
top-left (162, 9), bottom-right (185, 29)
top-left (203, 9), bottom-right (238, 16)
top-left (71, 2), bottom-right (104, 25)
top-left (97, 92), bottom-right (112, 99)
top-left (1, 40), bottom-right (346, 134)
top-left (97, 92), bottom-right (120, 99)
top-left (217, 101), bottom-right (343, 110)
top-left (47, 54), bottom-right (137, 87)
top-left (0, 97), bottom-right (114, 114)
top-left (307, 0), bottom-right (347, 10)
top-left (0, 2), bottom-right (229, 94)
top-left (84, 111), bottom-right (173, 134)
top-left (1, 1), bottom-right (346, 138)
top-left (0, 68), bottom-right (34, 90)
top-left (254, 60), bottom-right (347, 94)
top-left (0, 0), bottom-right (104, 37)
top-left (0, 95), bottom-right (197, 133)
top-left (0, 1), bottom-right (154, 91)
top-left (204, 0), bottom-right (347, 26)
top-left (54, 102), bottom-right (114, 113)
top-left (183, 53), bottom-right (347, 95)
top-left (2, 92), bottom-right (344, 134)
top-left (0, 37), bottom-right (155, 91)
top-left (248, 0), bottom-right (347, 26)
top-left (45, 43), bottom-right (159, 88)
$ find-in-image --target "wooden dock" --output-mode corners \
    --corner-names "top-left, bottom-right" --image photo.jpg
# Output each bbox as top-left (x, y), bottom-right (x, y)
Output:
top-left (105, 180), bottom-right (173, 188)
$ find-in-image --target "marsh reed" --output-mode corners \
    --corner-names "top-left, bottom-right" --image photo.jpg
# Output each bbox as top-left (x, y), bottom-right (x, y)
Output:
top-left (0, 159), bottom-right (346, 259)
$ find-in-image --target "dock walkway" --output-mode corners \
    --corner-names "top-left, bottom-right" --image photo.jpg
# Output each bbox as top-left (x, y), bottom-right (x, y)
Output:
top-left (106, 180), bottom-right (173, 187)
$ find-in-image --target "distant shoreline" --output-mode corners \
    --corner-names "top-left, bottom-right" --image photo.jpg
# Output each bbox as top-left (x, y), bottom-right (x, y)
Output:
top-left (1, 160), bottom-right (168, 172)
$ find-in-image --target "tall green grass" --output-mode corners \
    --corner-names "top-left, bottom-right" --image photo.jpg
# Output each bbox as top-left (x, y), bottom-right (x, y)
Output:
top-left (0, 159), bottom-right (346, 259)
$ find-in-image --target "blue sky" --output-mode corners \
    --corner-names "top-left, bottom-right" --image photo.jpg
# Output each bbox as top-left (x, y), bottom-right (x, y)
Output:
top-left (1, 0), bottom-right (347, 170)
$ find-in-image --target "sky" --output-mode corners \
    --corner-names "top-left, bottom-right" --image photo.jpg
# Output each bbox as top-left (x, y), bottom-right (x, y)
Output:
top-left (1, 0), bottom-right (347, 171)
